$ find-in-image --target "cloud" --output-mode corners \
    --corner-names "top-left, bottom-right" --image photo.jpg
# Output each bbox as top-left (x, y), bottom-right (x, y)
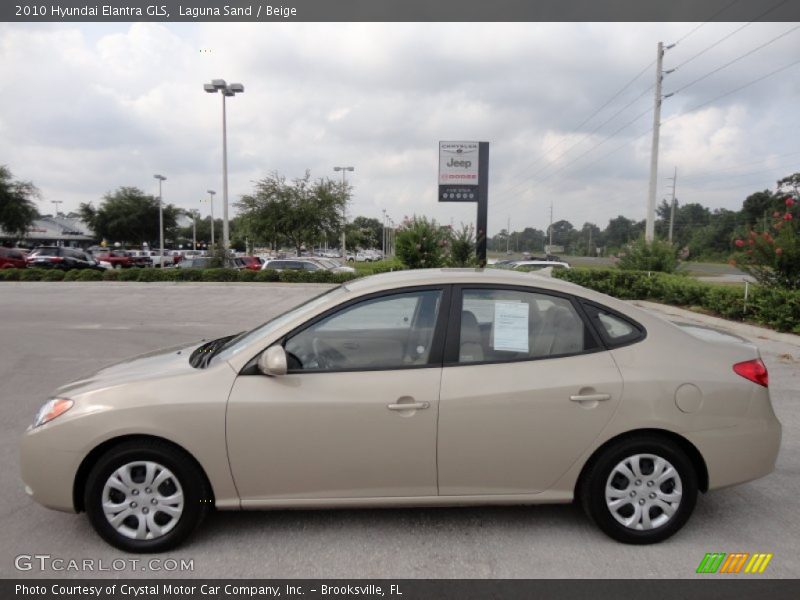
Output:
top-left (0, 21), bottom-right (797, 236)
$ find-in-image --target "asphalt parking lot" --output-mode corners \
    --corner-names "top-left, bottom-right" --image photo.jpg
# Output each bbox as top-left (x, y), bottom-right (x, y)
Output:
top-left (0, 282), bottom-right (798, 579)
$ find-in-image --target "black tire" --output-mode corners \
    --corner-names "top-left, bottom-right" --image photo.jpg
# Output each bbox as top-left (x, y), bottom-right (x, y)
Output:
top-left (580, 435), bottom-right (697, 544)
top-left (84, 440), bottom-right (211, 553)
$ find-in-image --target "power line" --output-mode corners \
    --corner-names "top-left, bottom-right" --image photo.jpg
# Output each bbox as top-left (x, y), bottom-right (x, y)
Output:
top-left (680, 150), bottom-right (800, 181)
top-left (498, 83), bottom-right (655, 199)
top-left (669, 24), bottom-right (800, 96)
top-left (499, 59), bottom-right (656, 185)
top-left (671, 0), bottom-right (743, 46)
top-left (506, 56), bottom-right (800, 206)
top-left (670, 0), bottom-right (791, 71)
top-left (663, 56), bottom-right (800, 124)
top-left (491, 106), bottom-right (655, 212)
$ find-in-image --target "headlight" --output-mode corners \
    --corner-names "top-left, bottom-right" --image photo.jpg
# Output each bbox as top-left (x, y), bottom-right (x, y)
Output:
top-left (32, 398), bottom-right (74, 428)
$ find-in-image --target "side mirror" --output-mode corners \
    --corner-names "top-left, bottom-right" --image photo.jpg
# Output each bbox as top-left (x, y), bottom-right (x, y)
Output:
top-left (258, 345), bottom-right (288, 377)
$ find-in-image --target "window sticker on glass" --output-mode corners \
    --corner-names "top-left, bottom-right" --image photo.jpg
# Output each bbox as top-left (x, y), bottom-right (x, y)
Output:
top-left (493, 301), bottom-right (529, 352)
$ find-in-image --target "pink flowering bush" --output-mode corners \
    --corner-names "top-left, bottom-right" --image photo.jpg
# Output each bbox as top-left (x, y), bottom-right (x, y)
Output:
top-left (395, 215), bottom-right (450, 269)
top-left (732, 195), bottom-right (799, 289)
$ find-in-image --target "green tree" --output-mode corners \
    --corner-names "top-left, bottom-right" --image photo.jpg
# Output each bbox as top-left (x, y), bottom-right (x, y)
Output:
top-left (236, 171), bottom-right (345, 256)
top-left (548, 219), bottom-right (575, 249)
top-left (604, 215), bottom-right (641, 251)
top-left (395, 215), bottom-right (449, 269)
top-left (0, 165), bottom-right (39, 239)
top-left (448, 223), bottom-right (476, 267)
top-left (79, 187), bottom-right (179, 247)
top-left (346, 216), bottom-right (383, 250)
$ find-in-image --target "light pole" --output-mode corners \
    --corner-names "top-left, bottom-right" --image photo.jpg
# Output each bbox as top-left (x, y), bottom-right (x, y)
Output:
top-left (51, 200), bottom-right (63, 217)
top-left (190, 210), bottom-right (198, 251)
top-left (333, 166), bottom-right (354, 257)
top-left (205, 190), bottom-right (216, 249)
top-left (153, 174), bottom-right (166, 266)
top-left (382, 208), bottom-right (387, 257)
top-left (204, 79), bottom-right (244, 252)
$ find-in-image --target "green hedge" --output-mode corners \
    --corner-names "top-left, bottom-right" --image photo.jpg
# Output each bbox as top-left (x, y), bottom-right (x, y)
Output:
top-left (554, 268), bottom-right (800, 333)
top-left (0, 267), bottom-right (360, 285)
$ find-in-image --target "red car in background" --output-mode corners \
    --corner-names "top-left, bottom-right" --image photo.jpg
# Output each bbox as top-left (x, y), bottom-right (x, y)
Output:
top-left (91, 250), bottom-right (136, 269)
top-left (0, 247), bottom-right (27, 269)
top-left (234, 256), bottom-right (263, 271)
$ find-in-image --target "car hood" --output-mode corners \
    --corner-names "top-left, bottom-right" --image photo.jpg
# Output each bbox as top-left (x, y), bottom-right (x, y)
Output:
top-left (54, 341), bottom-right (203, 397)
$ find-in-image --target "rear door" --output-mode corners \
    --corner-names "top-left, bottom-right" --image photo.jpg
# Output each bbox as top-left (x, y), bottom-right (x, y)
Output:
top-left (437, 285), bottom-right (623, 495)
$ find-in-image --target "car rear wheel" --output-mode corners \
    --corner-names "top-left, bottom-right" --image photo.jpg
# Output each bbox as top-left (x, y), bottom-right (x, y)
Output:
top-left (84, 440), bottom-right (210, 552)
top-left (580, 436), bottom-right (697, 544)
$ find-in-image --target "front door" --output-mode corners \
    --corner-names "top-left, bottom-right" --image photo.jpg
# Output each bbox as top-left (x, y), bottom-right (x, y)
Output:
top-left (226, 288), bottom-right (446, 501)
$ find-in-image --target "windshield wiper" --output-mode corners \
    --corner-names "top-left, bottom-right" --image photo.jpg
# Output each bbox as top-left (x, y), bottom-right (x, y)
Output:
top-left (189, 333), bottom-right (242, 369)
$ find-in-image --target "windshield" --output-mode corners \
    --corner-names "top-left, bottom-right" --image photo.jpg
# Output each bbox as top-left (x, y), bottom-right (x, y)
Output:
top-left (211, 285), bottom-right (348, 364)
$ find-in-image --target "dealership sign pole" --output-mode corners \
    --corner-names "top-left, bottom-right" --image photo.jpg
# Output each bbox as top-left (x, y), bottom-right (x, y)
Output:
top-left (438, 141), bottom-right (489, 267)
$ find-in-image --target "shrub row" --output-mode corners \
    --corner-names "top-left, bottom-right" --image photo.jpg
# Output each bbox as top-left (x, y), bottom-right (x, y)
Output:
top-left (553, 268), bottom-right (800, 333)
top-left (0, 267), bottom-right (360, 285)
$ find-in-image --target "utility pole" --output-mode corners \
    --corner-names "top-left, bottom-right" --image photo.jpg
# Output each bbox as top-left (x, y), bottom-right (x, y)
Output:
top-left (667, 166), bottom-right (678, 244)
top-left (646, 41), bottom-right (675, 242)
top-left (506, 216), bottom-right (510, 254)
top-left (548, 201), bottom-right (554, 251)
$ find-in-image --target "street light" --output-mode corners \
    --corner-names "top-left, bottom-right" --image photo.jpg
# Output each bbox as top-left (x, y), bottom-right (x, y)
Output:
top-left (205, 190), bottom-right (216, 249)
top-left (153, 174), bottom-right (166, 266)
top-left (204, 79), bottom-right (244, 252)
top-left (333, 166), bottom-right (354, 257)
top-left (382, 208), bottom-right (387, 257)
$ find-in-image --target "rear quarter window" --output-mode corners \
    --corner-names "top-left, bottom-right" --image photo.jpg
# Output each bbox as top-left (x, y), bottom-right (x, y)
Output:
top-left (581, 302), bottom-right (646, 348)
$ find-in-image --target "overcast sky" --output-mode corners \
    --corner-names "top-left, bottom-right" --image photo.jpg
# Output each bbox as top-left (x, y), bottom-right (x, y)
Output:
top-left (1, 21), bottom-right (798, 235)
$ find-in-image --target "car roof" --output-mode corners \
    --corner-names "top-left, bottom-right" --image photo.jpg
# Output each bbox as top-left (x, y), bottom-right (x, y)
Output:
top-left (342, 268), bottom-right (583, 296)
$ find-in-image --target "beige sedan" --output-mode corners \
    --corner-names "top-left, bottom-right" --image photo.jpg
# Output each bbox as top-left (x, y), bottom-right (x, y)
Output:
top-left (20, 269), bottom-right (781, 552)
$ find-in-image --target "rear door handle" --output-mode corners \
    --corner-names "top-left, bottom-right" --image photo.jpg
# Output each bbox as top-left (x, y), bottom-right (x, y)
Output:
top-left (387, 402), bottom-right (430, 411)
top-left (569, 393), bottom-right (611, 402)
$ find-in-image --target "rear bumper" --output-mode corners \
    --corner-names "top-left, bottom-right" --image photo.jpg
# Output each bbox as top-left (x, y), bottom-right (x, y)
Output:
top-left (685, 413), bottom-right (781, 490)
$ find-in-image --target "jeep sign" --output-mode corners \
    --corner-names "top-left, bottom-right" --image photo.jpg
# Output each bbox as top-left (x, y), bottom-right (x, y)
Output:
top-left (439, 141), bottom-right (479, 187)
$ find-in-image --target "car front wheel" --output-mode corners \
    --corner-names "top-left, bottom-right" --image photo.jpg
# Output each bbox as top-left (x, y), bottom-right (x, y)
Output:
top-left (84, 440), bottom-right (210, 552)
top-left (580, 436), bottom-right (698, 544)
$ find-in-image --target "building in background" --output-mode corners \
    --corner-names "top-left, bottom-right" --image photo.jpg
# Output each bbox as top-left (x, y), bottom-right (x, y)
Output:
top-left (0, 214), bottom-right (96, 248)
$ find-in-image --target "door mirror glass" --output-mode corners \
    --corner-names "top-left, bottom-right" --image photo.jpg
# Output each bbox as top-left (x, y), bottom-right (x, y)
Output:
top-left (258, 345), bottom-right (288, 377)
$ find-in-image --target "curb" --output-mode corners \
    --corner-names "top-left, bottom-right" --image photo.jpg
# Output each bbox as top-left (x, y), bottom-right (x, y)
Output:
top-left (630, 300), bottom-right (800, 348)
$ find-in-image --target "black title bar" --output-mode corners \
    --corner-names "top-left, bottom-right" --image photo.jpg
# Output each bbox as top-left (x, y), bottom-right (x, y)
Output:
top-left (3, 0), bottom-right (800, 22)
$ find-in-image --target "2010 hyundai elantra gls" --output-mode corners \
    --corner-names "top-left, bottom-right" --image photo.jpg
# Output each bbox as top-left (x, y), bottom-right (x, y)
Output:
top-left (20, 269), bottom-right (781, 552)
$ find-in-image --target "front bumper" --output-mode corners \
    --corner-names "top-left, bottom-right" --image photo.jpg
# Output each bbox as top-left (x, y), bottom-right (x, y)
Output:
top-left (20, 426), bottom-right (82, 513)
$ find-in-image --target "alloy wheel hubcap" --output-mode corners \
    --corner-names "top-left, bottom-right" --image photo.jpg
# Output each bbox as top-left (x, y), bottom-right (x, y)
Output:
top-left (605, 453), bottom-right (682, 531)
top-left (101, 461), bottom-right (184, 540)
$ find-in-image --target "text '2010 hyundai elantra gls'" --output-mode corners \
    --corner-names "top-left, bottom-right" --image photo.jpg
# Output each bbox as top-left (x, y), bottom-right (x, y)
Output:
top-left (20, 269), bottom-right (781, 552)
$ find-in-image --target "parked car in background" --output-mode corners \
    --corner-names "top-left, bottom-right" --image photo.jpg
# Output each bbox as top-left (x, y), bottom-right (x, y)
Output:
top-left (91, 250), bottom-right (136, 269)
top-left (234, 256), bottom-right (263, 271)
top-left (510, 260), bottom-right (571, 272)
top-left (26, 247), bottom-right (103, 271)
top-left (262, 258), bottom-right (324, 272)
top-left (20, 269), bottom-right (781, 552)
top-left (175, 257), bottom-right (239, 269)
top-left (127, 250), bottom-right (154, 268)
top-left (308, 257), bottom-right (356, 274)
top-left (346, 251), bottom-right (371, 263)
top-left (0, 247), bottom-right (28, 269)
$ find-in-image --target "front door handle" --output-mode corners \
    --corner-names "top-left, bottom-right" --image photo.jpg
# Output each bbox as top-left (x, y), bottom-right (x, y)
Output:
top-left (570, 393), bottom-right (611, 402)
top-left (387, 401), bottom-right (430, 411)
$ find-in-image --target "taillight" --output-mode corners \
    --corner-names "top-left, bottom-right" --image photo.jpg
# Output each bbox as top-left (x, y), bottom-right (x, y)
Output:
top-left (733, 359), bottom-right (768, 387)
